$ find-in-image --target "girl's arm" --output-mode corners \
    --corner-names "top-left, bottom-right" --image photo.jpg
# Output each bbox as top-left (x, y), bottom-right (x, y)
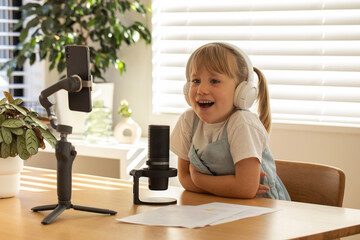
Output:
top-left (177, 157), bottom-right (207, 193)
top-left (189, 157), bottom-right (261, 198)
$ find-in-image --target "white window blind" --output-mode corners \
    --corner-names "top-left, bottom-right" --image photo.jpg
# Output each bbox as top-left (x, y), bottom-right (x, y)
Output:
top-left (152, 0), bottom-right (360, 128)
top-left (0, 0), bottom-right (44, 114)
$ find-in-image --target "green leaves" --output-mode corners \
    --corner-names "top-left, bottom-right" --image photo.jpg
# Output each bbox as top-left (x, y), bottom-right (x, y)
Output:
top-left (2, 119), bottom-right (25, 128)
top-left (25, 129), bottom-right (38, 155)
top-left (0, 91), bottom-right (56, 159)
top-left (17, 136), bottom-right (30, 160)
top-left (2, 127), bottom-right (12, 144)
top-left (0, 0), bottom-right (152, 82)
top-left (38, 128), bottom-right (56, 148)
top-left (28, 112), bottom-right (48, 130)
top-left (1, 142), bottom-right (10, 158)
top-left (117, 99), bottom-right (132, 118)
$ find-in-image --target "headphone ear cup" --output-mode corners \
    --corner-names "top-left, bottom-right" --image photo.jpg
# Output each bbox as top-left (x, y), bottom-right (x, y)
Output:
top-left (234, 81), bottom-right (257, 110)
top-left (183, 82), bottom-right (191, 106)
top-left (234, 81), bottom-right (246, 109)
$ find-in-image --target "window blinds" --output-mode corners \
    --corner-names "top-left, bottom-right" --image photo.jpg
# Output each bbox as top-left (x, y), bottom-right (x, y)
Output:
top-left (152, 0), bottom-right (360, 127)
top-left (0, 0), bottom-right (44, 114)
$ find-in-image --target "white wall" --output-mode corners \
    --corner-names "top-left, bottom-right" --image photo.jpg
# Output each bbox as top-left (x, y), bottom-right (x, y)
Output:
top-left (34, 0), bottom-right (360, 210)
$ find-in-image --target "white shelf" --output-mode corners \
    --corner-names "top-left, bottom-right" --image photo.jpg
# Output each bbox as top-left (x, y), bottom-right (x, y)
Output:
top-left (41, 136), bottom-right (148, 179)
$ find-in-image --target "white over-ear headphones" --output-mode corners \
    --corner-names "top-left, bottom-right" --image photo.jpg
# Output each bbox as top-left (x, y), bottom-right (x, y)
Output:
top-left (183, 43), bottom-right (257, 110)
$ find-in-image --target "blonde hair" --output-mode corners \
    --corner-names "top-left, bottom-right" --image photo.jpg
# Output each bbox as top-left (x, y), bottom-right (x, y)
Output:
top-left (186, 42), bottom-right (247, 85)
top-left (185, 42), bottom-right (272, 133)
top-left (254, 67), bottom-right (272, 133)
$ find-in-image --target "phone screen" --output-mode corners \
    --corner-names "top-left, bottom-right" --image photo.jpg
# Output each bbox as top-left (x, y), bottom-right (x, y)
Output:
top-left (66, 45), bottom-right (92, 112)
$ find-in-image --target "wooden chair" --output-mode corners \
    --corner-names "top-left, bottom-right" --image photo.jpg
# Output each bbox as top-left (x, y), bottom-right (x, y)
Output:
top-left (275, 160), bottom-right (345, 207)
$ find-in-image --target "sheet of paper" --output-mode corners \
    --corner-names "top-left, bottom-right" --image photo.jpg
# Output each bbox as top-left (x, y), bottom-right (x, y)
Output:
top-left (199, 202), bottom-right (278, 225)
top-left (117, 202), bottom-right (278, 228)
top-left (117, 204), bottom-right (239, 228)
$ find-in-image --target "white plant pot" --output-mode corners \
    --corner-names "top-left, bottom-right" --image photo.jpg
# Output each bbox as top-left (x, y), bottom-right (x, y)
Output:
top-left (0, 156), bottom-right (24, 198)
top-left (114, 117), bottom-right (142, 144)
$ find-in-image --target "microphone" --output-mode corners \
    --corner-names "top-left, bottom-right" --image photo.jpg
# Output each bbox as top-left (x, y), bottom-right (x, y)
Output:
top-left (147, 125), bottom-right (170, 190)
top-left (130, 125), bottom-right (177, 205)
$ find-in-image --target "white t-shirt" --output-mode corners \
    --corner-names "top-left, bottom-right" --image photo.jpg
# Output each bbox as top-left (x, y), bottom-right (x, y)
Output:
top-left (170, 109), bottom-right (269, 165)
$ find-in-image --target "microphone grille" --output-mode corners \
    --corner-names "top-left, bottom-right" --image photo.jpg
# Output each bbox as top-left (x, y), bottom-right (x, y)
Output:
top-left (148, 125), bottom-right (169, 159)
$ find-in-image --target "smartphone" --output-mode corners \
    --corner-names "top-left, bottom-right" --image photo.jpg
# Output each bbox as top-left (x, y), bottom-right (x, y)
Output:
top-left (66, 45), bottom-right (92, 112)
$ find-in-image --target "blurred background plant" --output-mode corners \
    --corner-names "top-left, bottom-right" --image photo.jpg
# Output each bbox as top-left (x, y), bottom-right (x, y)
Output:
top-left (117, 99), bottom-right (132, 118)
top-left (0, 0), bottom-right (151, 82)
top-left (114, 99), bottom-right (140, 144)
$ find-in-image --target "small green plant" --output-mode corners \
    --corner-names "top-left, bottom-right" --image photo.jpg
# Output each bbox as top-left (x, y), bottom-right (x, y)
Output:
top-left (0, 92), bottom-right (56, 160)
top-left (117, 99), bottom-right (132, 118)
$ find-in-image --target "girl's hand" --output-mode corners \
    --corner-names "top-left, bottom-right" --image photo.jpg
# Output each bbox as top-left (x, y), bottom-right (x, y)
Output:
top-left (257, 172), bottom-right (270, 196)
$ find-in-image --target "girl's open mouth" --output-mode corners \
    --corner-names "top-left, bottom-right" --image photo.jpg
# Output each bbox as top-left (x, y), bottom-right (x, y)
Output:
top-left (198, 101), bottom-right (214, 108)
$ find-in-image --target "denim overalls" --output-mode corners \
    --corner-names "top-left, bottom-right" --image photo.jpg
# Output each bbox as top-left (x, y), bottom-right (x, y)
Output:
top-left (188, 115), bottom-right (291, 200)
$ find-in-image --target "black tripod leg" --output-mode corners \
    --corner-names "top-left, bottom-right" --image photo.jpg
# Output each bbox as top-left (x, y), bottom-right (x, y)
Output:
top-left (73, 205), bottom-right (117, 215)
top-left (31, 204), bottom-right (58, 212)
top-left (41, 204), bottom-right (68, 225)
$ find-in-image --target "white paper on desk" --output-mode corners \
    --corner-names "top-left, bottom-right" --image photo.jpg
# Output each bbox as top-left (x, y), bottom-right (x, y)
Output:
top-left (117, 202), bottom-right (277, 228)
top-left (199, 202), bottom-right (278, 225)
top-left (117, 204), bottom-right (239, 228)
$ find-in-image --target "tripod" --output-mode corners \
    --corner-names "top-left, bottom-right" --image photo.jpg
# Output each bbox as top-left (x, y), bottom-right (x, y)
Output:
top-left (32, 75), bottom-right (117, 225)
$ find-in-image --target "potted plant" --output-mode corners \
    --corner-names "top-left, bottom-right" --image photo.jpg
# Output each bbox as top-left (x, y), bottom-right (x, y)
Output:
top-left (0, 91), bottom-right (56, 198)
top-left (114, 99), bottom-right (141, 144)
top-left (0, 0), bottom-right (151, 81)
top-left (0, 0), bottom-right (152, 135)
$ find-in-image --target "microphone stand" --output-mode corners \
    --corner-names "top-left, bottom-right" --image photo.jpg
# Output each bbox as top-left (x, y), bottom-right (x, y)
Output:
top-left (130, 168), bottom-right (177, 205)
top-left (31, 75), bottom-right (117, 225)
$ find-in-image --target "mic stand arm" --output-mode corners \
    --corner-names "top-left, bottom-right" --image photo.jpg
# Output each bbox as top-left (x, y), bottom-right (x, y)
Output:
top-left (32, 75), bottom-right (117, 225)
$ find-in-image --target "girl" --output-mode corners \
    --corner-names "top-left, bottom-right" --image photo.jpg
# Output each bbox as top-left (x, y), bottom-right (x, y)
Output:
top-left (170, 42), bottom-right (290, 200)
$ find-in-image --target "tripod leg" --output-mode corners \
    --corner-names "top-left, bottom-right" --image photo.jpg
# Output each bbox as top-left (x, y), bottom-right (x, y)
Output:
top-left (73, 205), bottom-right (117, 215)
top-left (32, 204), bottom-right (58, 212)
top-left (41, 204), bottom-right (67, 225)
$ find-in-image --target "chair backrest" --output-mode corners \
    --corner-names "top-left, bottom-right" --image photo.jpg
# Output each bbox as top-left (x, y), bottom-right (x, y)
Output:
top-left (275, 160), bottom-right (345, 207)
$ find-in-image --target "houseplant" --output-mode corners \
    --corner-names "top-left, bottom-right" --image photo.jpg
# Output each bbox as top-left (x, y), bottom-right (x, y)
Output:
top-left (0, 0), bottom-right (151, 81)
top-left (0, 91), bottom-right (56, 198)
top-left (0, 0), bottom-right (152, 135)
top-left (114, 99), bottom-right (141, 144)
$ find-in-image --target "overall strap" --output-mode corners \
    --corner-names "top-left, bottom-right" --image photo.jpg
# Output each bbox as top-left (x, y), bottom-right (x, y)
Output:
top-left (221, 120), bottom-right (229, 140)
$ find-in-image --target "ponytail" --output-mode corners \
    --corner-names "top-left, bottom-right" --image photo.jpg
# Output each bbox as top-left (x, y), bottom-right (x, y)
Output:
top-left (254, 67), bottom-right (271, 133)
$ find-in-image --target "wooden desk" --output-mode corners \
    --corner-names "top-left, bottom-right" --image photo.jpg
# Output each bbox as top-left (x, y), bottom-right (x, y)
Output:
top-left (2, 167), bottom-right (360, 240)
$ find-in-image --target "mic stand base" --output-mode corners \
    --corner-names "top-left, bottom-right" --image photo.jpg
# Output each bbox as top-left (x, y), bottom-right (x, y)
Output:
top-left (130, 168), bottom-right (177, 205)
top-left (31, 130), bottom-right (117, 225)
